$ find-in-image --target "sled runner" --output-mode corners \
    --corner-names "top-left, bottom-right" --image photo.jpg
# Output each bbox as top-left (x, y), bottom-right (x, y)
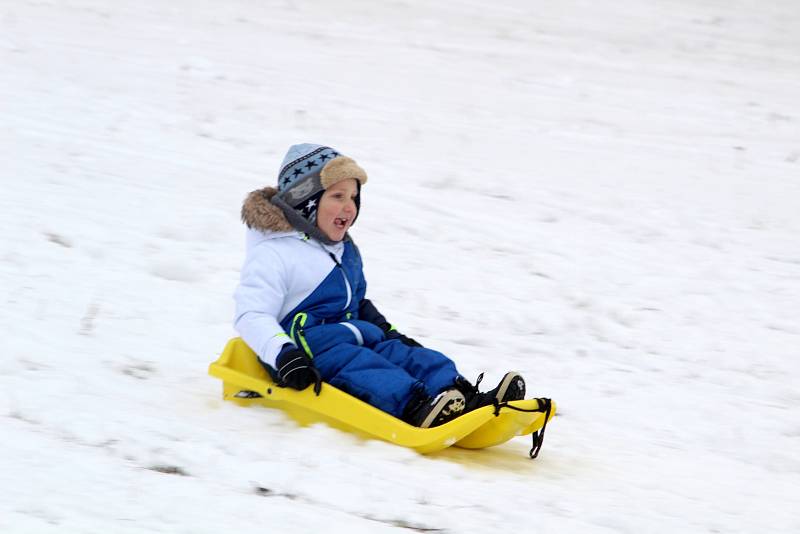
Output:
top-left (209, 338), bottom-right (555, 456)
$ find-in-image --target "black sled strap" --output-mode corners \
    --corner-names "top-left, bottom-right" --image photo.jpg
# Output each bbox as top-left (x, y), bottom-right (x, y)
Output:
top-left (492, 397), bottom-right (553, 459)
top-left (528, 398), bottom-right (552, 459)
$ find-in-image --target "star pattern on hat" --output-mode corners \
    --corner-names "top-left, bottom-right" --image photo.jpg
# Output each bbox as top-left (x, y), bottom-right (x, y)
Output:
top-left (278, 147), bottom-right (344, 198)
top-left (301, 198), bottom-right (318, 217)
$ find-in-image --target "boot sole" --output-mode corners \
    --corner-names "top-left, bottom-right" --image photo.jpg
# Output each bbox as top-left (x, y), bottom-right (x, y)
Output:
top-left (495, 372), bottom-right (526, 403)
top-left (420, 390), bottom-right (466, 428)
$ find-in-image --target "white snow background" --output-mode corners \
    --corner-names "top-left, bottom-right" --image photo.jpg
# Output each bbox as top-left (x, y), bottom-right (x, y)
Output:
top-left (2, 0), bottom-right (799, 532)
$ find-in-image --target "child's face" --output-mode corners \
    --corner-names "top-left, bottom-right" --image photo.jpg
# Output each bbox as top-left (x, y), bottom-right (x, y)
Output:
top-left (317, 178), bottom-right (358, 242)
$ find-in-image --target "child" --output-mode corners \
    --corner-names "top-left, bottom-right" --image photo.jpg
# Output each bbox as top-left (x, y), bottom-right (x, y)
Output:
top-left (234, 143), bottom-right (526, 427)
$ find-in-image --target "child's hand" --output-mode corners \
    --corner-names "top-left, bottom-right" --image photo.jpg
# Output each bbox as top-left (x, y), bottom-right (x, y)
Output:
top-left (359, 298), bottom-right (423, 348)
top-left (276, 346), bottom-right (322, 395)
top-left (386, 330), bottom-right (423, 348)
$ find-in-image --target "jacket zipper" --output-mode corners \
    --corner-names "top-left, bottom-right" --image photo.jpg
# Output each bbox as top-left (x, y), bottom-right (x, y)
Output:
top-left (328, 252), bottom-right (352, 311)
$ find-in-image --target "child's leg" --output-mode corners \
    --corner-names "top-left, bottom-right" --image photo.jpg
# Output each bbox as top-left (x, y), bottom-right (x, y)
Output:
top-left (312, 344), bottom-right (423, 418)
top-left (372, 340), bottom-right (460, 399)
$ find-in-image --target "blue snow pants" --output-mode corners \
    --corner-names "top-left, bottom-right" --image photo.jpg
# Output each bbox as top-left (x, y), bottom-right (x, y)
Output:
top-left (298, 319), bottom-right (460, 418)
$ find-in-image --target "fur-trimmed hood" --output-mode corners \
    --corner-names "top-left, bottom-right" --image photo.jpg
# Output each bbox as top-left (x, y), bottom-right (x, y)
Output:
top-left (241, 187), bottom-right (294, 234)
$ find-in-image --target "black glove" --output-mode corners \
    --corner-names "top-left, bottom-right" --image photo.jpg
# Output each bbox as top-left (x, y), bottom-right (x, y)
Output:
top-left (358, 299), bottom-right (422, 348)
top-left (385, 329), bottom-right (423, 347)
top-left (275, 345), bottom-right (322, 395)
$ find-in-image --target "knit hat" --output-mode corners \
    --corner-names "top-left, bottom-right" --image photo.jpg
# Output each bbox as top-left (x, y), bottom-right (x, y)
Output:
top-left (270, 143), bottom-right (368, 244)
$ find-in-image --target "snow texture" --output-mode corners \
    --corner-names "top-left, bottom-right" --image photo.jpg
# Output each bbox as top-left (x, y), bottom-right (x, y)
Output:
top-left (2, 0), bottom-right (799, 532)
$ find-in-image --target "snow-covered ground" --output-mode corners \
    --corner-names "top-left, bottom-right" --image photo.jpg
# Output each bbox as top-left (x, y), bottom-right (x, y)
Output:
top-left (2, 0), bottom-right (799, 531)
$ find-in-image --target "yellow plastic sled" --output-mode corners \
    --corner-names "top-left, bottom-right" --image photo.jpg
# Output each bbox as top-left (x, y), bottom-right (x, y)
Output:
top-left (209, 338), bottom-right (555, 456)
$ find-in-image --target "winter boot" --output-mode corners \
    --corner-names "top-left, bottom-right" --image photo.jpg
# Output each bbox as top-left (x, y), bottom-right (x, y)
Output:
top-left (487, 372), bottom-right (526, 403)
top-left (403, 388), bottom-right (466, 428)
top-left (455, 372), bottom-right (526, 412)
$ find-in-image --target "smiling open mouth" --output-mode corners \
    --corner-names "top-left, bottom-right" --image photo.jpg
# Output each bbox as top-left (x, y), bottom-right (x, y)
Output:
top-left (334, 217), bottom-right (349, 229)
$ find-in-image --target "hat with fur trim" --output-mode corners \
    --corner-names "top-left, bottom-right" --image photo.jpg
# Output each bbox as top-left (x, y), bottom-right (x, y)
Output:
top-left (270, 143), bottom-right (367, 243)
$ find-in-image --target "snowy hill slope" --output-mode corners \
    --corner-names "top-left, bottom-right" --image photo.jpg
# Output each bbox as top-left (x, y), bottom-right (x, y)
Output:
top-left (2, 0), bottom-right (799, 532)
